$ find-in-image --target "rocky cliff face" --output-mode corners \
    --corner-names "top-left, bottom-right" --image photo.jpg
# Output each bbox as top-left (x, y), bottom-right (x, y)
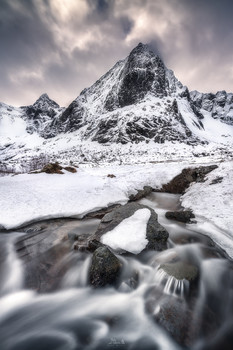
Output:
top-left (190, 90), bottom-right (233, 126)
top-left (21, 93), bottom-right (64, 137)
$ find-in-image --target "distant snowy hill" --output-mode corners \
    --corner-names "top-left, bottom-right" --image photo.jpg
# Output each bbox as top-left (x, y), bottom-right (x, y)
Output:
top-left (0, 43), bottom-right (233, 171)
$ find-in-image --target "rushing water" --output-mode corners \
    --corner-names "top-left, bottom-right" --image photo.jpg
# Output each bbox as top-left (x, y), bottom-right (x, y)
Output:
top-left (0, 193), bottom-right (233, 350)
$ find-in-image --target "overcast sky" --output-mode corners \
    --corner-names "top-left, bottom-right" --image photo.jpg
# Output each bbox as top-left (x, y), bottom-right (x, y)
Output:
top-left (1, 0), bottom-right (233, 107)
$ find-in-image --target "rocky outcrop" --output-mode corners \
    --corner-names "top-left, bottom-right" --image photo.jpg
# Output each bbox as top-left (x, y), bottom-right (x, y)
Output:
top-left (129, 186), bottom-right (153, 201)
top-left (88, 202), bottom-right (169, 252)
top-left (21, 93), bottom-right (64, 137)
top-left (89, 246), bottom-right (122, 287)
top-left (190, 90), bottom-right (233, 126)
top-left (105, 43), bottom-right (167, 110)
top-left (161, 165), bottom-right (218, 194)
top-left (165, 210), bottom-right (195, 223)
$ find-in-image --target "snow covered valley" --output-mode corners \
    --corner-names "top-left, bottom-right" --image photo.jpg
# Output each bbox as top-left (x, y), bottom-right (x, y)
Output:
top-left (0, 160), bottom-right (233, 350)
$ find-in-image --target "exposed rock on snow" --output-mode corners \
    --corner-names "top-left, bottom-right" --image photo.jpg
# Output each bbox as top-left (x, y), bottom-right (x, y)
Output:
top-left (129, 186), bottom-right (153, 201)
top-left (161, 165), bottom-right (218, 194)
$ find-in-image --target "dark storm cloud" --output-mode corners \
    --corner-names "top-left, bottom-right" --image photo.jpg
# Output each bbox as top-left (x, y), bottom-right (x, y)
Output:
top-left (0, 0), bottom-right (58, 104)
top-left (0, 0), bottom-right (233, 107)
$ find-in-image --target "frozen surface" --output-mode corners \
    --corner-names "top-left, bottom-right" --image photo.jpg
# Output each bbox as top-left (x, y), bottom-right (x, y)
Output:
top-left (181, 161), bottom-right (233, 258)
top-left (101, 208), bottom-right (151, 254)
top-left (0, 163), bottom-right (184, 230)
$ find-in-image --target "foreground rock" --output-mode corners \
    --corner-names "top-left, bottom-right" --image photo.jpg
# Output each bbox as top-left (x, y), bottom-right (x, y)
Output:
top-left (165, 210), bottom-right (195, 223)
top-left (89, 246), bottom-right (122, 287)
top-left (161, 165), bottom-right (218, 194)
top-left (86, 203), bottom-right (169, 253)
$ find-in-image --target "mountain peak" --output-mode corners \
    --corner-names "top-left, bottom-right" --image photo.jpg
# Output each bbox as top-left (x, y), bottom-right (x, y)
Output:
top-left (33, 93), bottom-right (60, 109)
top-left (130, 42), bottom-right (155, 55)
top-left (112, 42), bottom-right (166, 108)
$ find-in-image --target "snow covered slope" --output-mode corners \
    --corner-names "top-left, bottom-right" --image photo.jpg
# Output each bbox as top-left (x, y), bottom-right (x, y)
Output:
top-left (0, 94), bottom-right (63, 141)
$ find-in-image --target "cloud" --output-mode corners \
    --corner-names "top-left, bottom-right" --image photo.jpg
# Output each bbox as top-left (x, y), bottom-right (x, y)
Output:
top-left (0, 0), bottom-right (233, 107)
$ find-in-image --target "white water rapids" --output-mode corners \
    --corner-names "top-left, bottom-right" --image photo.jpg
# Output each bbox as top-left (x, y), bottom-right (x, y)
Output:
top-left (0, 193), bottom-right (232, 350)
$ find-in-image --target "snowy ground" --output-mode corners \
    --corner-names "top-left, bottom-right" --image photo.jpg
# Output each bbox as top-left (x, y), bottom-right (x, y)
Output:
top-left (0, 160), bottom-right (233, 259)
top-left (181, 161), bottom-right (233, 259)
top-left (0, 163), bottom-right (185, 230)
top-left (1, 126), bottom-right (233, 174)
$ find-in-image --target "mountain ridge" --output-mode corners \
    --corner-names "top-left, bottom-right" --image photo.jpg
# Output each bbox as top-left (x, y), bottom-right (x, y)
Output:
top-left (0, 43), bottom-right (233, 148)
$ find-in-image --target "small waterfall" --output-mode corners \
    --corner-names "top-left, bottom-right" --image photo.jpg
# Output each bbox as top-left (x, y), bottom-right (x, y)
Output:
top-left (0, 192), bottom-right (233, 350)
top-left (155, 267), bottom-right (189, 298)
top-left (61, 253), bottom-right (92, 288)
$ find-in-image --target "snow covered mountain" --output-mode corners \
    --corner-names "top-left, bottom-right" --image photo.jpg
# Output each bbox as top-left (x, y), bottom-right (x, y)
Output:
top-left (0, 43), bottom-right (233, 172)
top-left (20, 93), bottom-right (63, 137)
top-left (46, 43), bottom-right (204, 144)
top-left (1, 43), bottom-right (233, 145)
top-left (0, 93), bottom-right (63, 140)
top-left (40, 42), bottom-right (232, 145)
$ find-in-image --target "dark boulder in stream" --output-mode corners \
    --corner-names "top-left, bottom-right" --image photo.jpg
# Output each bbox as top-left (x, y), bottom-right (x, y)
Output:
top-left (86, 202), bottom-right (169, 253)
top-left (165, 210), bottom-right (195, 223)
top-left (89, 246), bottom-right (122, 287)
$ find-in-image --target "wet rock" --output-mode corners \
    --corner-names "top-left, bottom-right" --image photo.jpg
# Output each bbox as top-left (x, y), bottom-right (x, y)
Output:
top-left (159, 261), bottom-right (198, 282)
top-left (154, 297), bottom-right (192, 346)
top-left (87, 239), bottom-right (105, 252)
top-left (165, 210), bottom-right (195, 223)
top-left (160, 165), bottom-right (218, 194)
top-left (129, 186), bottom-right (153, 201)
top-left (90, 202), bottom-right (169, 253)
top-left (85, 204), bottom-right (121, 220)
top-left (89, 246), bottom-right (122, 287)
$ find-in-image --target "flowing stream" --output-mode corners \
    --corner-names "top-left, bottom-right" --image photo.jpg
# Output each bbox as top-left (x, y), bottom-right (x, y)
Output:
top-left (0, 193), bottom-right (233, 350)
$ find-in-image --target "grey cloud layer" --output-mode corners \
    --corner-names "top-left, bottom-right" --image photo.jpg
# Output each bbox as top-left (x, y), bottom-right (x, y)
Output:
top-left (0, 0), bottom-right (232, 106)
